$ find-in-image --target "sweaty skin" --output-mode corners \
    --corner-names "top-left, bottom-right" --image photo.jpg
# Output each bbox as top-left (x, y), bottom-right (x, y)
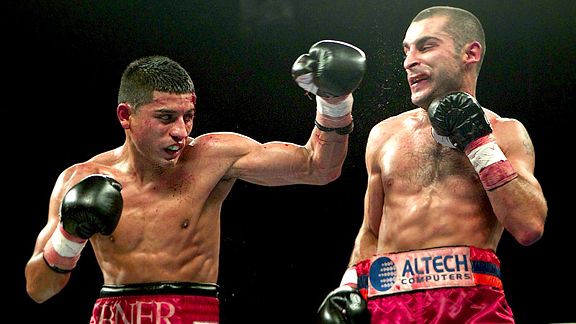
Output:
top-left (26, 91), bottom-right (352, 303)
top-left (349, 15), bottom-right (546, 265)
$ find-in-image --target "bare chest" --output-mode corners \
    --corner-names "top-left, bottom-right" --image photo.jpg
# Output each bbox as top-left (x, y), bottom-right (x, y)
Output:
top-left (101, 175), bottom-right (222, 249)
top-left (379, 129), bottom-right (476, 188)
top-left (120, 187), bottom-right (194, 239)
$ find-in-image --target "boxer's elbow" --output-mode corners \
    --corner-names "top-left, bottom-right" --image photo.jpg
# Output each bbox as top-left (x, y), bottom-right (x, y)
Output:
top-left (312, 166), bottom-right (343, 185)
top-left (25, 258), bottom-right (65, 304)
top-left (26, 282), bottom-right (51, 304)
top-left (512, 219), bottom-right (546, 246)
top-left (516, 227), bottom-right (544, 246)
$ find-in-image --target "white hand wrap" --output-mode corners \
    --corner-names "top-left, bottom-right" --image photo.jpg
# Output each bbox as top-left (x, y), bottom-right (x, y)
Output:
top-left (465, 135), bottom-right (518, 190)
top-left (317, 95), bottom-right (353, 118)
top-left (43, 223), bottom-right (87, 272)
top-left (467, 140), bottom-right (507, 173)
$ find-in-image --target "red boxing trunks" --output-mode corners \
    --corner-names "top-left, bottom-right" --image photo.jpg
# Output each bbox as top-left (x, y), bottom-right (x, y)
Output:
top-left (355, 246), bottom-right (514, 323)
top-left (90, 282), bottom-right (219, 324)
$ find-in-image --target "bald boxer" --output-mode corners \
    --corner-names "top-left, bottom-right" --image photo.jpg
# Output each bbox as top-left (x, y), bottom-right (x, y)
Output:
top-left (317, 6), bottom-right (547, 323)
top-left (26, 43), bottom-right (366, 323)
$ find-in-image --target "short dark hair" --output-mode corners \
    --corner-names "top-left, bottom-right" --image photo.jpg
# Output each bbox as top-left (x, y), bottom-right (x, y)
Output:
top-left (118, 55), bottom-right (195, 109)
top-left (413, 6), bottom-right (486, 74)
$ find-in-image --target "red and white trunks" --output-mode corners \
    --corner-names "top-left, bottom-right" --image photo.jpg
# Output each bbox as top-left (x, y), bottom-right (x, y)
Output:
top-left (90, 282), bottom-right (219, 324)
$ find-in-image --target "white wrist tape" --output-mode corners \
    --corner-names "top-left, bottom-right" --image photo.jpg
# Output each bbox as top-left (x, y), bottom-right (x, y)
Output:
top-left (340, 267), bottom-right (358, 287)
top-left (50, 224), bottom-right (87, 257)
top-left (317, 95), bottom-right (353, 118)
top-left (465, 135), bottom-right (518, 190)
top-left (43, 223), bottom-right (87, 271)
top-left (466, 139), bottom-right (507, 173)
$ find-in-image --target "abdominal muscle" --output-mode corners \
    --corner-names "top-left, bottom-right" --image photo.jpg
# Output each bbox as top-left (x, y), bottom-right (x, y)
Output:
top-left (377, 177), bottom-right (502, 254)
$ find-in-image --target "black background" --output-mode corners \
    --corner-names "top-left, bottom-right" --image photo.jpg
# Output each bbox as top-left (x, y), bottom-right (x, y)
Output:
top-left (9, 1), bottom-right (575, 323)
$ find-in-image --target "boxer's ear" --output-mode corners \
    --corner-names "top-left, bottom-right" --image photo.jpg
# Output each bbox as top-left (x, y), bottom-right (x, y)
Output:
top-left (117, 103), bottom-right (131, 129)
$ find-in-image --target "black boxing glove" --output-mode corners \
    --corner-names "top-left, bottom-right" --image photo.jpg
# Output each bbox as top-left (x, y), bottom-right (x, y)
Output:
top-left (292, 40), bottom-right (366, 99)
top-left (60, 174), bottom-right (123, 239)
top-left (428, 91), bottom-right (492, 150)
top-left (43, 174), bottom-right (123, 273)
top-left (429, 92), bottom-right (518, 190)
top-left (316, 286), bottom-right (370, 324)
top-left (293, 40), bottom-right (365, 135)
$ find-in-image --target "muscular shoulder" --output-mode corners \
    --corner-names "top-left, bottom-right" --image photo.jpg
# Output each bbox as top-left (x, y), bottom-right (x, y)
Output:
top-left (185, 132), bottom-right (264, 181)
top-left (365, 108), bottom-right (425, 168)
top-left (367, 108), bottom-right (424, 147)
top-left (483, 108), bottom-right (535, 164)
top-left (55, 150), bottom-right (120, 190)
top-left (187, 132), bottom-right (259, 158)
top-left (52, 163), bottom-right (103, 200)
top-left (483, 109), bottom-right (529, 144)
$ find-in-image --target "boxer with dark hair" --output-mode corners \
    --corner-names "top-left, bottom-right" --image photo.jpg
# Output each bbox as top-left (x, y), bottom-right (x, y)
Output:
top-left (26, 45), bottom-right (366, 323)
top-left (317, 6), bottom-right (547, 323)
